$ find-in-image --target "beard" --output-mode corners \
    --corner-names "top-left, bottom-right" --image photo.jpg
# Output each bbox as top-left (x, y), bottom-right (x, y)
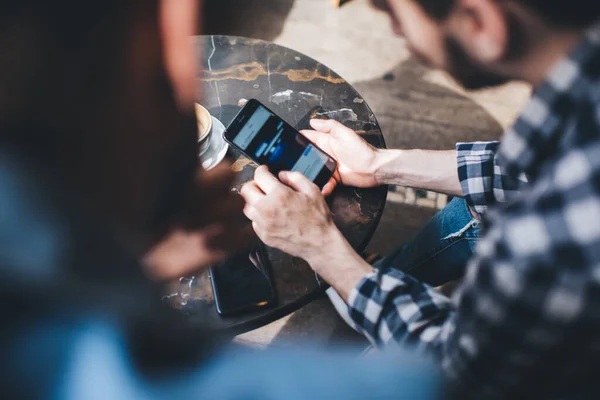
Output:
top-left (370, 0), bottom-right (391, 13)
top-left (444, 37), bottom-right (511, 90)
top-left (407, 37), bottom-right (510, 90)
top-left (442, 13), bottom-right (525, 90)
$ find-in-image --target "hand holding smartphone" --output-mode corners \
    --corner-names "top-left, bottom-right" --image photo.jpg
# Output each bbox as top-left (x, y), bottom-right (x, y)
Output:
top-left (224, 99), bottom-right (337, 189)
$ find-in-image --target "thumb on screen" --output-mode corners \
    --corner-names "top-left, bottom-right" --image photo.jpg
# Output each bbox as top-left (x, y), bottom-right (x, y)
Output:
top-left (279, 171), bottom-right (320, 195)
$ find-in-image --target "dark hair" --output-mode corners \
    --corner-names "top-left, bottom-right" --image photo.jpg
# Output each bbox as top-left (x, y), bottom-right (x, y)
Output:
top-left (0, 1), bottom-right (126, 114)
top-left (0, 0), bottom-right (135, 146)
top-left (416, 0), bottom-right (600, 28)
top-left (0, 0), bottom-right (215, 371)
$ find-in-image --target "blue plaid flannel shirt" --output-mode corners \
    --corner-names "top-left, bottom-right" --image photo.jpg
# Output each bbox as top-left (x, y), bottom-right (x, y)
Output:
top-left (346, 25), bottom-right (600, 398)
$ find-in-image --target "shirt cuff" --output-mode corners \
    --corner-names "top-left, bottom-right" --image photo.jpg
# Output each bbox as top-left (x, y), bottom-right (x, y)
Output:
top-left (347, 270), bottom-right (381, 345)
top-left (347, 268), bottom-right (452, 347)
top-left (456, 141), bottom-right (500, 216)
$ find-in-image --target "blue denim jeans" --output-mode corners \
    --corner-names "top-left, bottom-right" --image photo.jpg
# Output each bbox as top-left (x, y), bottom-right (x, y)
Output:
top-left (375, 198), bottom-right (480, 287)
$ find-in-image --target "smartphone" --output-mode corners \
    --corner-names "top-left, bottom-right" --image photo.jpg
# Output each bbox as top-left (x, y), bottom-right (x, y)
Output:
top-left (209, 242), bottom-right (277, 316)
top-left (225, 99), bottom-right (337, 189)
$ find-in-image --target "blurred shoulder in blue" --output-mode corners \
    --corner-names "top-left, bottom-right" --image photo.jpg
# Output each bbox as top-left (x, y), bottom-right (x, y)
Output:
top-left (1, 152), bottom-right (438, 399)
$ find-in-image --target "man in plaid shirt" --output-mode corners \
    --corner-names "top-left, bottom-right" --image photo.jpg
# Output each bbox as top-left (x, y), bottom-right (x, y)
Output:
top-left (242, 0), bottom-right (600, 397)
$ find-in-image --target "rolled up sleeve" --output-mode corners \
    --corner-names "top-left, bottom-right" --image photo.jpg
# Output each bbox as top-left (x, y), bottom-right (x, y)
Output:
top-left (347, 268), bottom-right (453, 348)
top-left (456, 141), bottom-right (527, 216)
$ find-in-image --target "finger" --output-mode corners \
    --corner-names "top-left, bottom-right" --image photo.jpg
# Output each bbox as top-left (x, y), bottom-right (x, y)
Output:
top-left (180, 192), bottom-right (245, 229)
top-left (333, 169), bottom-right (342, 182)
top-left (309, 118), bottom-right (346, 133)
top-left (196, 161), bottom-right (235, 194)
top-left (183, 164), bottom-right (236, 215)
top-left (321, 177), bottom-right (338, 197)
top-left (205, 223), bottom-right (255, 251)
top-left (240, 181), bottom-right (266, 206)
top-left (251, 221), bottom-right (264, 239)
top-left (300, 129), bottom-right (330, 150)
top-left (254, 165), bottom-right (283, 194)
top-left (193, 227), bottom-right (255, 270)
top-left (179, 163), bottom-right (234, 214)
top-left (279, 171), bottom-right (320, 196)
top-left (145, 222), bottom-right (256, 281)
top-left (144, 226), bottom-right (227, 280)
top-left (242, 204), bottom-right (262, 223)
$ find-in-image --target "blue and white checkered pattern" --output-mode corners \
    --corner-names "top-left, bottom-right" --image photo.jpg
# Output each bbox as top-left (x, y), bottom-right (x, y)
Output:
top-left (347, 24), bottom-right (600, 398)
top-left (456, 141), bottom-right (528, 215)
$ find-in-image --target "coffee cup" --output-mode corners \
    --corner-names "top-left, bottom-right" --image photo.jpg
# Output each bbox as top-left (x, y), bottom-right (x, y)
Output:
top-left (195, 103), bottom-right (213, 156)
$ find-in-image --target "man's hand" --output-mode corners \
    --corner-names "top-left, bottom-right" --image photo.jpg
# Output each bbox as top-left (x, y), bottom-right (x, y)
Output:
top-left (241, 165), bottom-right (374, 300)
top-left (240, 166), bottom-right (341, 263)
top-left (305, 119), bottom-right (465, 197)
top-left (301, 119), bottom-right (380, 196)
top-left (144, 162), bottom-right (254, 280)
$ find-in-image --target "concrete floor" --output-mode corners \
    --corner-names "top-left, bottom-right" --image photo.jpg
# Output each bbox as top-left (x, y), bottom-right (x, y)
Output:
top-left (204, 0), bottom-right (531, 347)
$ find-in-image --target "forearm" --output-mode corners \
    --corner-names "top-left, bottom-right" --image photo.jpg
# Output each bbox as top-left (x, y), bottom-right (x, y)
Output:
top-left (373, 149), bottom-right (463, 197)
top-left (305, 229), bottom-right (373, 301)
top-left (302, 226), bottom-right (454, 350)
top-left (316, 245), bottom-right (454, 348)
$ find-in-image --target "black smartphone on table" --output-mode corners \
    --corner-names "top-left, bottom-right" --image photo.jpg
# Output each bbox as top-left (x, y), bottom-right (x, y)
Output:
top-left (224, 99), bottom-right (337, 189)
top-left (210, 242), bottom-right (277, 316)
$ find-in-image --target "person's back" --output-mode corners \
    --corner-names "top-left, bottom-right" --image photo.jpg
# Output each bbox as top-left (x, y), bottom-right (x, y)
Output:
top-left (0, 148), bottom-right (438, 399)
top-left (0, 0), bottom-right (437, 398)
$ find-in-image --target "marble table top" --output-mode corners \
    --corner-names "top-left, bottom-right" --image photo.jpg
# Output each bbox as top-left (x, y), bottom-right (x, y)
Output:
top-left (164, 35), bottom-right (388, 335)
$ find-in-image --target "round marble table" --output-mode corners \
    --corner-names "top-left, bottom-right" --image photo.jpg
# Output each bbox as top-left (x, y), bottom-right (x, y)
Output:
top-left (164, 35), bottom-right (388, 336)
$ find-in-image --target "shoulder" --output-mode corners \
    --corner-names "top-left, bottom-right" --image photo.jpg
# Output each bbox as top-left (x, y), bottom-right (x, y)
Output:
top-left (480, 139), bottom-right (600, 273)
top-left (192, 347), bottom-right (439, 400)
top-left (0, 152), bottom-right (69, 281)
top-left (0, 150), bottom-right (144, 289)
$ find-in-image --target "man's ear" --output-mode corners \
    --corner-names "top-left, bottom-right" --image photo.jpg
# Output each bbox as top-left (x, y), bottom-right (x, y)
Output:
top-left (447, 0), bottom-right (509, 63)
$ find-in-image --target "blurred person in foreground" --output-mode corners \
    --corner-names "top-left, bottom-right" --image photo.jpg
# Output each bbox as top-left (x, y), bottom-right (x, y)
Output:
top-left (242, 0), bottom-right (600, 397)
top-left (0, 0), bottom-right (436, 398)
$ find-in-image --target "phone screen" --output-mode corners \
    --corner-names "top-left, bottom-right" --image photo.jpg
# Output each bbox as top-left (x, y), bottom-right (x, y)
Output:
top-left (210, 246), bottom-right (276, 316)
top-left (227, 102), bottom-right (335, 187)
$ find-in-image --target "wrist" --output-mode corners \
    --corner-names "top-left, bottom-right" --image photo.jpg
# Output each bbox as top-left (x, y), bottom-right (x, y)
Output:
top-left (304, 226), bottom-right (348, 267)
top-left (372, 149), bottom-right (464, 196)
top-left (305, 227), bottom-right (374, 301)
top-left (372, 149), bottom-right (405, 186)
